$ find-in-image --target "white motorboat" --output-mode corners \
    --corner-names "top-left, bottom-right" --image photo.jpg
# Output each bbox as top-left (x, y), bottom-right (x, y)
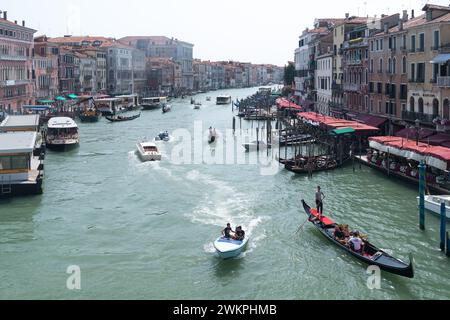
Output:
top-left (194, 103), bottom-right (201, 110)
top-left (136, 141), bottom-right (162, 162)
top-left (141, 97), bottom-right (167, 111)
top-left (417, 195), bottom-right (450, 219)
top-left (46, 117), bottom-right (79, 151)
top-left (213, 236), bottom-right (249, 259)
top-left (206, 97), bottom-right (212, 102)
top-left (216, 95), bottom-right (232, 105)
top-left (162, 104), bottom-right (172, 113)
top-left (243, 141), bottom-right (271, 152)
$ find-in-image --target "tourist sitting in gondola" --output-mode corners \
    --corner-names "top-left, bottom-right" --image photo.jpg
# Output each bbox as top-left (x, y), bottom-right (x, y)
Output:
top-left (348, 231), bottom-right (364, 253)
top-left (334, 225), bottom-right (347, 244)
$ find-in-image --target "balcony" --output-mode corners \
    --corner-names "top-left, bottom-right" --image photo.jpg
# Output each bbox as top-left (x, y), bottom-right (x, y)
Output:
top-left (402, 111), bottom-right (437, 124)
top-left (0, 54), bottom-right (27, 61)
top-left (437, 76), bottom-right (450, 87)
top-left (0, 79), bottom-right (31, 86)
top-left (343, 83), bottom-right (361, 92)
top-left (439, 43), bottom-right (450, 53)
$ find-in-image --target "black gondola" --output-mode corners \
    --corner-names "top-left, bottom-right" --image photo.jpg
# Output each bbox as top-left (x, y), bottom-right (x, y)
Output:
top-left (301, 200), bottom-right (414, 278)
top-left (105, 113), bottom-right (141, 122)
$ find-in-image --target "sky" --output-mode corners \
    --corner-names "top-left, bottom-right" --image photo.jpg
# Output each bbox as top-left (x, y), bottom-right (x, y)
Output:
top-left (2, 0), bottom-right (449, 66)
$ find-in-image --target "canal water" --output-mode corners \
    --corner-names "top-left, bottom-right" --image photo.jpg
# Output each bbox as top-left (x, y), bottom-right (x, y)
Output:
top-left (0, 87), bottom-right (449, 300)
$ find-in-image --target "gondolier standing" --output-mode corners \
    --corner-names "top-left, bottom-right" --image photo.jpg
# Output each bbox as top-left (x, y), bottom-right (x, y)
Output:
top-left (315, 186), bottom-right (325, 219)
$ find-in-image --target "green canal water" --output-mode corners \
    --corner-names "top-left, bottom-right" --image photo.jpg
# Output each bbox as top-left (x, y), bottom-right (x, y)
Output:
top-left (0, 87), bottom-right (449, 300)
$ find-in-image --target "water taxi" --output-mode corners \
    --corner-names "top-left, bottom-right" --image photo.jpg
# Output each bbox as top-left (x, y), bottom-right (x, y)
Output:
top-left (417, 195), bottom-right (450, 220)
top-left (136, 141), bottom-right (162, 162)
top-left (46, 117), bottom-right (79, 151)
top-left (214, 236), bottom-right (249, 259)
top-left (141, 97), bottom-right (168, 111)
top-left (216, 95), bottom-right (232, 105)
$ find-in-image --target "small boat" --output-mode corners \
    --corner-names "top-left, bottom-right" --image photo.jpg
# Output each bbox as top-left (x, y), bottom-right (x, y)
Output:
top-left (243, 141), bottom-right (271, 152)
top-left (155, 131), bottom-right (171, 142)
top-left (136, 141), bottom-right (162, 162)
top-left (105, 113), bottom-right (141, 122)
top-left (141, 97), bottom-right (167, 111)
top-left (216, 95), bottom-right (232, 105)
top-left (162, 105), bottom-right (172, 113)
top-left (284, 156), bottom-right (340, 174)
top-left (417, 195), bottom-right (450, 220)
top-left (213, 236), bottom-right (249, 259)
top-left (301, 200), bottom-right (414, 278)
top-left (206, 97), bottom-right (212, 102)
top-left (194, 103), bottom-right (201, 110)
top-left (79, 109), bottom-right (100, 123)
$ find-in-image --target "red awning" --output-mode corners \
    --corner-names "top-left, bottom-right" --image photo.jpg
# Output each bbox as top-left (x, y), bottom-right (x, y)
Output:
top-left (421, 133), bottom-right (450, 146)
top-left (357, 114), bottom-right (388, 128)
top-left (395, 128), bottom-right (435, 140)
top-left (297, 112), bottom-right (379, 133)
top-left (276, 98), bottom-right (302, 110)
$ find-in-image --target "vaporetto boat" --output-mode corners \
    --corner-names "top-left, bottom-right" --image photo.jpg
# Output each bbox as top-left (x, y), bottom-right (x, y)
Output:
top-left (46, 117), bottom-right (79, 151)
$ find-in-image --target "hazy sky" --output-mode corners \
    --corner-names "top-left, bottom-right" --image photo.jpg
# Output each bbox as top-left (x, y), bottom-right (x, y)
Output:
top-left (2, 0), bottom-right (448, 65)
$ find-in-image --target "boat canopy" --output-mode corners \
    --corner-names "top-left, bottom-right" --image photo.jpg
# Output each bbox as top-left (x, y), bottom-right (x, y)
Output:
top-left (298, 112), bottom-right (379, 134)
top-left (369, 136), bottom-right (450, 171)
top-left (55, 96), bottom-right (66, 101)
top-left (47, 117), bottom-right (78, 129)
top-left (430, 54), bottom-right (450, 64)
top-left (276, 98), bottom-right (302, 110)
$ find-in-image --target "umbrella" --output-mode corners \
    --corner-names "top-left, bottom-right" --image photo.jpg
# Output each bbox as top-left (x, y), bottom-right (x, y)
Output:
top-left (67, 94), bottom-right (78, 99)
top-left (55, 96), bottom-right (66, 101)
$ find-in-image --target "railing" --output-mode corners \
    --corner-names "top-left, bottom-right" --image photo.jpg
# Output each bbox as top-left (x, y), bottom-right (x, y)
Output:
top-left (437, 76), bottom-right (450, 87)
top-left (0, 54), bottom-right (27, 61)
top-left (402, 111), bottom-right (437, 124)
top-left (439, 43), bottom-right (450, 53)
top-left (0, 79), bottom-right (30, 86)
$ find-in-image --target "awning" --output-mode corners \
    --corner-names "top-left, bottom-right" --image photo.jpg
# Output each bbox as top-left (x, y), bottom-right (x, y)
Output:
top-left (55, 96), bottom-right (66, 101)
top-left (396, 127), bottom-right (435, 140)
top-left (22, 105), bottom-right (52, 111)
top-left (331, 127), bottom-right (356, 136)
top-left (38, 99), bottom-right (54, 104)
top-left (67, 94), bottom-right (79, 99)
top-left (421, 133), bottom-right (450, 146)
top-left (430, 54), bottom-right (450, 64)
top-left (351, 113), bottom-right (388, 128)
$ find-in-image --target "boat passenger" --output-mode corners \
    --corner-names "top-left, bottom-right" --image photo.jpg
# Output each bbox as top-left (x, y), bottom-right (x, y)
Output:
top-left (222, 223), bottom-right (234, 239)
top-left (234, 226), bottom-right (245, 241)
top-left (334, 225), bottom-right (346, 243)
top-left (348, 232), bottom-right (364, 253)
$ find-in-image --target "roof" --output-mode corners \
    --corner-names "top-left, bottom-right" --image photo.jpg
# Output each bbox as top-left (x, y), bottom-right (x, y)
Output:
top-left (47, 117), bottom-right (78, 129)
top-left (276, 98), bottom-right (302, 110)
top-left (422, 4), bottom-right (450, 11)
top-left (0, 132), bottom-right (37, 154)
top-left (297, 112), bottom-right (379, 134)
top-left (0, 18), bottom-right (36, 32)
top-left (119, 36), bottom-right (194, 47)
top-left (0, 115), bottom-right (40, 131)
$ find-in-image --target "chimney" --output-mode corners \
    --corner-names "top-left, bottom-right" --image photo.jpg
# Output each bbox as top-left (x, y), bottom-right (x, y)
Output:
top-left (345, 13), bottom-right (350, 19)
top-left (14, 20), bottom-right (17, 24)
top-left (3, 11), bottom-right (7, 20)
top-left (411, 9), bottom-right (415, 19)
top-left (402, 10), bottom-right (408, 21)
top-left (22, 20), bottom-right (25, 27)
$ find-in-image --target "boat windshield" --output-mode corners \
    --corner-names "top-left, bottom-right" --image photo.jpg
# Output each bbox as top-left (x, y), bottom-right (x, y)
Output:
top-left (144, 146), bottom-right (157, 152)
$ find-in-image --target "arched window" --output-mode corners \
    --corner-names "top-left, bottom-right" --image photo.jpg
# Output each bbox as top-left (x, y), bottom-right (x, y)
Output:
top-left (418, 98), bottom-right (424, 113)
top-left (388, 58), bottom-right (392, 73)
top-left (433, 99), bottom-right (439, 116)
top-left (393, 58), bottom-right (397, 74)
top-left (410, 97), bottom-right (415, 112)
top-left (402, 56), bottom-right (407, 74)
top-left (379, 58), bottom-right (383, 73)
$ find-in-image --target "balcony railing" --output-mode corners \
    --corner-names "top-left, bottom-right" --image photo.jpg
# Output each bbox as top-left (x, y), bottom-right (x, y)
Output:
top-left (439, 43), bottom-right (450, 53)
top-left (437, 76), bottom-right (450, 87)
top-left (402, 111), bottom-right (437, 124)
top-left (0, 79), bottom-right (30, 86)
top-left (0, 54), bottom-right (27, 61)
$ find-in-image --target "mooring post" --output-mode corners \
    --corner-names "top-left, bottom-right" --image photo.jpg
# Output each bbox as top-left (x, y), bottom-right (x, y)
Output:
top-left (232, 116), bottom-right (236, 135)
top-left (419, 161), bottom-right (426, 231)
top-left (446, 232), bottom-right (450, 257)
top-left (440, 202), bottom-right (446, 251)
top-left (256, 127), bottom-right (259, 152)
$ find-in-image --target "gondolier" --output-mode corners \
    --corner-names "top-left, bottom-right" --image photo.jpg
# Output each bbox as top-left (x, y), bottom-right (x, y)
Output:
top-left (315, 186), bottom-right (325, 219)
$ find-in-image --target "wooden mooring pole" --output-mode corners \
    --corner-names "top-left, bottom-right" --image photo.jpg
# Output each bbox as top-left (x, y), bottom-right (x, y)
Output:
top-left (440, 202), bottom-right (446, 252)
top-left (419, 161), bottom-right (426, 231)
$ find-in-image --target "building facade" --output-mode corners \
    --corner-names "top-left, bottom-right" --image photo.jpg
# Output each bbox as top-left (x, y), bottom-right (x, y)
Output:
top-left (315, 53), bottom-right (333, 114)
top-left (0, 13), bottom-right (36, 113)
top-left (33, 35), bottom-right (59, 101)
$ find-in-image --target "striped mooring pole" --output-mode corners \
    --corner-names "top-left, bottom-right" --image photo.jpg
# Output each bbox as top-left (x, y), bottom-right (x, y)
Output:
top-left (419, 161), bottom-right (426, 231)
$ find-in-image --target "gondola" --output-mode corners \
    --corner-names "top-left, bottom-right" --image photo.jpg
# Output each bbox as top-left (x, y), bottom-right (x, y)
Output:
top-left (301, 200), bottom-right (414, 278)
top-left (284, 156), bottom-right (340, 174)
top-left (105, 113), bottom-right (141, 122)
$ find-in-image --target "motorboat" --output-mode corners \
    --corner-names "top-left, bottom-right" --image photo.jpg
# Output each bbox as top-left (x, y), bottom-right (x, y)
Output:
top-left (162, 104), bottom-right (172, 113)
top-left (142, 97), bottom-right (167, 111)
top-left (194, 103), bottom-right (201, 110)
top-left (206, 97), bottom-right (212, 102)
top-left (417, 195), bottom-right (450, 219)
top-left (155, 131), bottom-right (172, 142)
top-left (216, 95), bottom-right (232, 105)
top-left (79, 109), bottom-right (100, 123)
top-left (213, 236), bottom-right (249, 259)
top-left (243, 141), bottom-right (271, 152)
top-left (136, 141), bottom-right (162, 162)
top-left (46, 117), bottom-right (79, 151)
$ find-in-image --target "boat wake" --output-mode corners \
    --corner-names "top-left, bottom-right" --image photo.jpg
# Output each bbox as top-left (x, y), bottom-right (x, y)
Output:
top-left (184, 170), bottom-right (269, 255)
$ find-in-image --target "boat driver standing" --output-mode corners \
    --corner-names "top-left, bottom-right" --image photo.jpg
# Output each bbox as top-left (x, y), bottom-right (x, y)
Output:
top-left (315, 186), bottom-right (325, 219)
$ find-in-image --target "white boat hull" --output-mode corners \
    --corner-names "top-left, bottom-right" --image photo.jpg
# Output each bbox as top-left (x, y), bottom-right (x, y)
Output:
top-left (213, 237), bottom-right (249, 259)
top-left (417, 196), bottom-right (450, 219)
top-left (136, 143), bottom-right (162, 162)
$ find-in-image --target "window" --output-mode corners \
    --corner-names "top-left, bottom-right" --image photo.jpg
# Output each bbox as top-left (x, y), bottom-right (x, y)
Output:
top-left (411, 35), bottom-right (416, 52)
top-left (392, 58), bottom-right (396, 74)
top-left (380, 39), bottom-right (383, 50)
top-left (417, 63), bottom-right (425, 83)
top-left (419, 33), bottom-right (425, 52)
top-left (410, 63), bottom-right (415, 81)
top-left (378, 100), bottom-right (382, 113)
top-left (433, 30), bottom-right (440, 50)
top-left (371, 41), bottom-right (374, 51)
top-left (433, 63), bottom-right (439, 82)
top-left (402, 56), bottom-right (407, 74)
top-left (388, 58), bottom-right (392, 73)
top-left (370, 99), bottom-right (374, 112)
top-left (402, 35), bottom-right (407, 48)
top-left (370, 59), bottom-right (374, 72)
top-left (379, 58), bottom-right (383, 73)
top-left (11, 155), bottom-right (28, 170)
top-left (0, 156), bottom-right (12, 170)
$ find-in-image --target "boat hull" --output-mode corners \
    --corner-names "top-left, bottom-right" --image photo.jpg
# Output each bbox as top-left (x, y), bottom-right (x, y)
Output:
top-left (417, 196), bottom-right (450, 220)
top-left (214, 237), bottom-right (249, 259)
top-left (46, 140), bottom-right (79, 152)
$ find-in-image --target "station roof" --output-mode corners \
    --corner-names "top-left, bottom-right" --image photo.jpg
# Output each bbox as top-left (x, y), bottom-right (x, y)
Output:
top-left (0, 115), bottom-right (40, 131)
top-left (0, 132), bottom-right (37, 154)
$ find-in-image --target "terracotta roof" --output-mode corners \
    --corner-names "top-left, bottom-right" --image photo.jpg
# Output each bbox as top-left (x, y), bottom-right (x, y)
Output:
top-left (48, 36), bottom-right (113, 44)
